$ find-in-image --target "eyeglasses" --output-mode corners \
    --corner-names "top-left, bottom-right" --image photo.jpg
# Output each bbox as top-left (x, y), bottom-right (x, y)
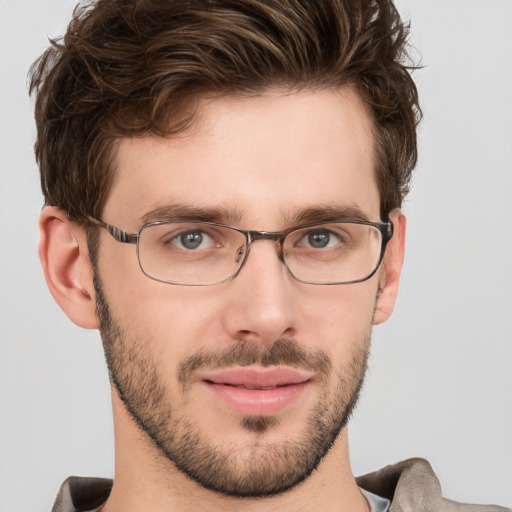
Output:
top-left (87, 216), bottom-right (393, 286)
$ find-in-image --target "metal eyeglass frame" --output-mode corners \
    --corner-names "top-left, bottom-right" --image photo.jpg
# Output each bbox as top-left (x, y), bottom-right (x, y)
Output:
top-left (86, 215), bottom-right (394, 286)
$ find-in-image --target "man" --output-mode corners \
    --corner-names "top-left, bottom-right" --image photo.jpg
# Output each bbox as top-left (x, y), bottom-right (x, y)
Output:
top-left (28, 0), bottom-right (509, 511)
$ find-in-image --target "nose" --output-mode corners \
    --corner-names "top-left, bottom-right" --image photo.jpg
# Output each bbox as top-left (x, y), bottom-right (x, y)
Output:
top-left (221, 240), bottom-right (297, 345)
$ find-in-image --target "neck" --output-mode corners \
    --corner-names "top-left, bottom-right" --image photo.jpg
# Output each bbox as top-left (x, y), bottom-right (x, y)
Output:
top-left (102, 392), bottom-right (369, 512)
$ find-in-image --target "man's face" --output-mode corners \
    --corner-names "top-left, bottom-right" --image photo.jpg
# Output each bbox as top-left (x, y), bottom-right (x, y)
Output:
top-left (94, 88), bottom-right (388, 497)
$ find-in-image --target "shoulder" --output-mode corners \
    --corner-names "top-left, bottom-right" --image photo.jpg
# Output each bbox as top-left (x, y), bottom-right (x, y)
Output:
top-left (356, 458), bottom-right (510, 512)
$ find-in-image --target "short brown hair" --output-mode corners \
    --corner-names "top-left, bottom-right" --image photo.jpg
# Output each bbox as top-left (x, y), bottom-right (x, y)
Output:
top-left (30, 0), bottom-right (421, 221)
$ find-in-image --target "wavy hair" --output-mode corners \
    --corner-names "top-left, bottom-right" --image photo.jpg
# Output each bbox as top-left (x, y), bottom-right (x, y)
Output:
top-left (30, 0), bottom-right (421, 221)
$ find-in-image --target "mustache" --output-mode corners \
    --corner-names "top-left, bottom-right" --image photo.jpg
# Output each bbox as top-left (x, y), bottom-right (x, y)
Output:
top-left (178, 338), bottom-right (332, 387)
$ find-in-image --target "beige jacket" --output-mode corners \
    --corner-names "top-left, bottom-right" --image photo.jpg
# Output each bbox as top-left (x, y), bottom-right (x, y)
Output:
top-left (52, 458), bottom-right (510, 512)
top-left (356, 458), bottom-right (510, 512)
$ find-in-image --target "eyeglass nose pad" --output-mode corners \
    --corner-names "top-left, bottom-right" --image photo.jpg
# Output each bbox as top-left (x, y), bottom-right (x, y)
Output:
top-left (234, 245), bottom-right (246, 264)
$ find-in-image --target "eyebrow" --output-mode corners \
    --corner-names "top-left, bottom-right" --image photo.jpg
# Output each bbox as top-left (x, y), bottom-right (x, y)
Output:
top-left (140, 203), bottom-right (244, 226)
top-left (140, 203), bottom-right (371, 227)
top-left (287, 205), bottom-right (371, 225)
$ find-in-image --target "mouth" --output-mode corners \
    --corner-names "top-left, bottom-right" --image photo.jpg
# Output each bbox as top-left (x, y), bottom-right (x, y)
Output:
top-left (196, 367), bottom-right (314, 416)
top-left (209, 383), bottom-right (290, 390)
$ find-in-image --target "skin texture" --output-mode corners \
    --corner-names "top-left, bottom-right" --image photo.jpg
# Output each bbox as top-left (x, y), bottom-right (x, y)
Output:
top-left (39, 87), bottom-right (406, 512)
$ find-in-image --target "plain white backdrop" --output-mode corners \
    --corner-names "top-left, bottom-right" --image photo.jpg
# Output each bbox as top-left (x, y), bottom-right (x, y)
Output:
top-left (0, 1), bottom-right (511, 511)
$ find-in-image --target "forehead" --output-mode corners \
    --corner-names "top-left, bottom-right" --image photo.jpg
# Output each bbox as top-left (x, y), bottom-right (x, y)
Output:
top-left (104, 88), bottom-right (379, 228)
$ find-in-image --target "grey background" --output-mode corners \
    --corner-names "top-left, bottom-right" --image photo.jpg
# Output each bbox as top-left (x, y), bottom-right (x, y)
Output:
top-left (1, 1), bottom-right (511, 511)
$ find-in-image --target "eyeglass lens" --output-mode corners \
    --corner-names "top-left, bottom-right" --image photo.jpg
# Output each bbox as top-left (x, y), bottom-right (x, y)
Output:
top-left (136, 222), bottom-right (384, 285)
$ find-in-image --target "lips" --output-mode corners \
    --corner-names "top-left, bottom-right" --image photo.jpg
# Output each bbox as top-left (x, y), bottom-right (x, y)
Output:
top-left (196, 367), bottom-right (313, 416)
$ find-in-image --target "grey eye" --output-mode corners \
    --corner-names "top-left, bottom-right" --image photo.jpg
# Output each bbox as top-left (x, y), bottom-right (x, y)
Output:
top-left (177, 231), bottom-right (205, 250)
top-left (307, 230), bottom-right (331, 248)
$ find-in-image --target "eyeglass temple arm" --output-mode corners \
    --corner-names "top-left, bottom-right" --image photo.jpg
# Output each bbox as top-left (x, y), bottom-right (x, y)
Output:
top-left (86, 216), bottom-right (138, 244)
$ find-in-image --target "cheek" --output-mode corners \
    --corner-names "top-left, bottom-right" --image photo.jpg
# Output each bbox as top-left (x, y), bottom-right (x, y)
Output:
top-left (98, 243), bottom-right (227, 354)
top-left (297, 282), bottom-right (377, 352)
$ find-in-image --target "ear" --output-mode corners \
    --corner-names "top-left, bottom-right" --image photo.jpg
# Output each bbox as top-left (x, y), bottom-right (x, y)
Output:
top-left (373, 211), bottom-right (406, 325)
top-left (39, 207), bottom-right (99, 329)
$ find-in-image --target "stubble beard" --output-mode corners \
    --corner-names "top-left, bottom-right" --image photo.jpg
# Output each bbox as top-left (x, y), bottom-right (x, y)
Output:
top-left (94, 275), bottom-right (371, 498)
